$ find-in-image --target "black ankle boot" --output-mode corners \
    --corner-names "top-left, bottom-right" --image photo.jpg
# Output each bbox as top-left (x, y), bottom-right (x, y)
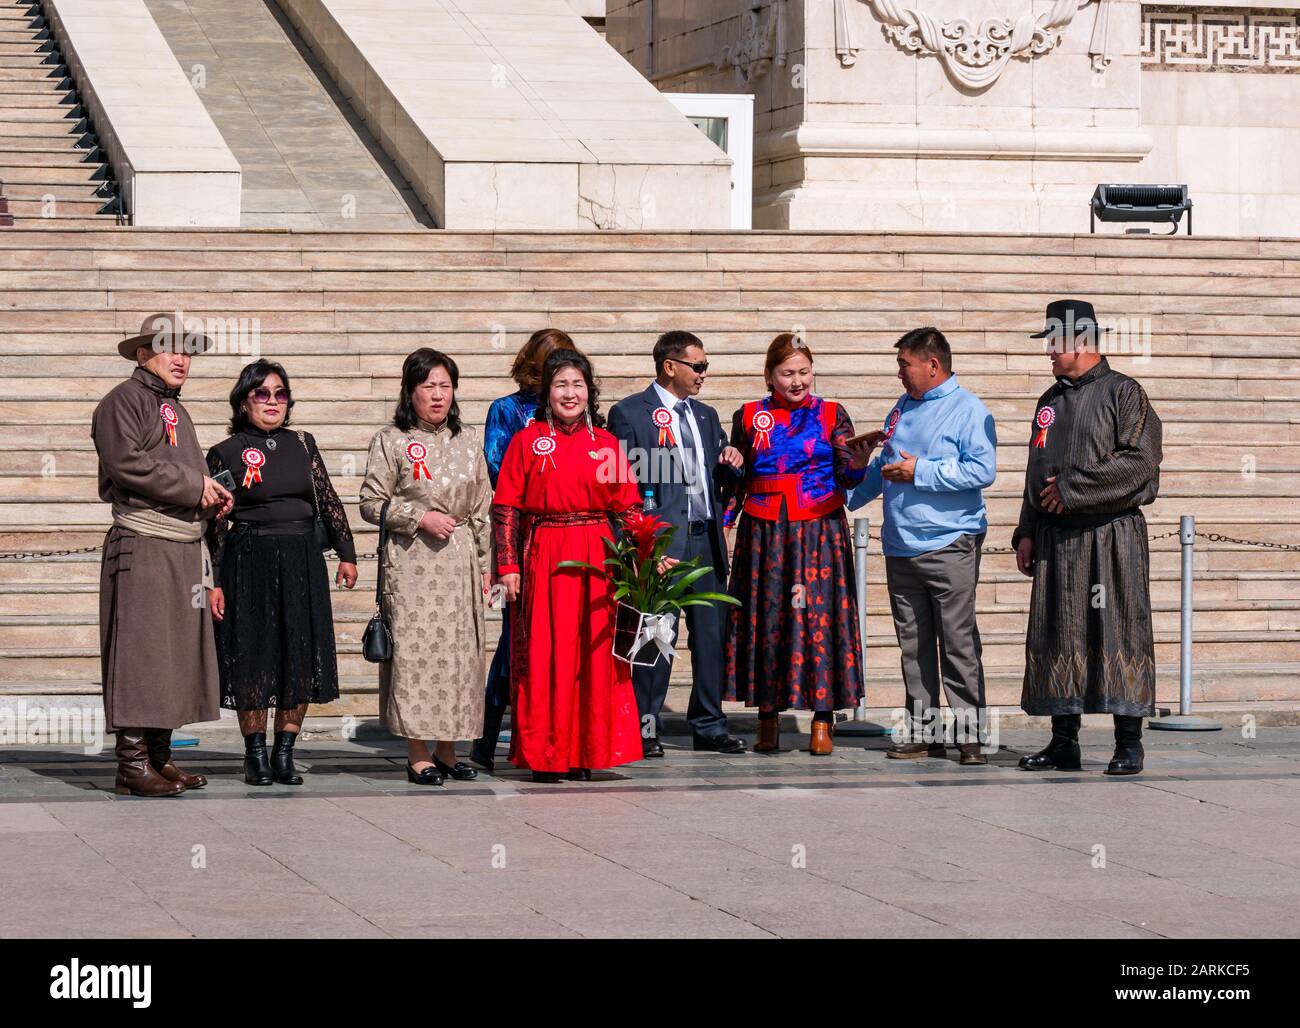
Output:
top-left (1106, 715), bottom-right (1145, 776)
top-left (1019, 714), bottom-right (1082, 771)
top-left (271, 731), bottom-right (304, 785)
top-left (243, 732), bottom-right (273, 786)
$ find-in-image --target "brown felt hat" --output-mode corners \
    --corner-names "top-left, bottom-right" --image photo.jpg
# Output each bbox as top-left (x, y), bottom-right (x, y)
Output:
top-left (118, 312), bottom-right (219, 360)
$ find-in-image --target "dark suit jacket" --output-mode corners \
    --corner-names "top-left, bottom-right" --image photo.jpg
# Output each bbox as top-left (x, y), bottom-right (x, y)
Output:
top-left (607, 384), bottom-right (741, 576)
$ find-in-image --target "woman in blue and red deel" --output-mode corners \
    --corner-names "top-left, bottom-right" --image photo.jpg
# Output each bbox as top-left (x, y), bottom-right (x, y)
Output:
top-left (723, 333), bottom-right (867, 755)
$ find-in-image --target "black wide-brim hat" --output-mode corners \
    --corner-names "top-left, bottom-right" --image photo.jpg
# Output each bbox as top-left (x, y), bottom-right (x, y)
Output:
top-left (118, 312), bottom-right (219, 360)
top-left (1030, 298), bottom-right (1111, 340)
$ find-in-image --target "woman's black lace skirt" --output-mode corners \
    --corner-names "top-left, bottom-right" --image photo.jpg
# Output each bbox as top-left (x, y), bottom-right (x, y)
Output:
top-left (214, 522), bottom-right (341, 711)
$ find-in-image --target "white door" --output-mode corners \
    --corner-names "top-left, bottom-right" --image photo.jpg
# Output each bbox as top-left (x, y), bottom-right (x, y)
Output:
top-left (665, 93), bottom-right (754, 230)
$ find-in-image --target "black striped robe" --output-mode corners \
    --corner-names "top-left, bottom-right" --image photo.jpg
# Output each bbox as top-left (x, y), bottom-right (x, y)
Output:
top-left (1012, 358), bottom-right (1163, 716)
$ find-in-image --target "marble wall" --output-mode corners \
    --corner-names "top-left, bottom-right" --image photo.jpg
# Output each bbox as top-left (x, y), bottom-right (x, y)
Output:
top-left (607, 0), bottom-right (1300, 235)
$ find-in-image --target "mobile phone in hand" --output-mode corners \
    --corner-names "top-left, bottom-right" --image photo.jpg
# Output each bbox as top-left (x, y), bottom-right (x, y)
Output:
top-left (213, 468), bottom-right (237, 493)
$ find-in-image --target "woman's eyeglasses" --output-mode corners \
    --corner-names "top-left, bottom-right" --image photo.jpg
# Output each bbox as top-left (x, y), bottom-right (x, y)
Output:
top-left (251, 387), bottom-right (290, 404)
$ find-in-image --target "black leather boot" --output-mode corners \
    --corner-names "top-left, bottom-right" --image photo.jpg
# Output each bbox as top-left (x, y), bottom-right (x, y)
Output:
top-left (469, 701), bottom-right (506, 772)
top-left (271, 730), bottom-right (304, 785)
top-left (1018, 714), bottom-right (1082, 771)
top-left (1106, 715), bottom-right (1145, 776)
top-left (243, 732), bottom-right (273, 786)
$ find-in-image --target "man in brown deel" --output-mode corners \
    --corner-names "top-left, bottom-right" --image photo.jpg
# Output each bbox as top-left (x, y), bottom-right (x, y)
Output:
top-left (93, 313), bottom-right (234, 796)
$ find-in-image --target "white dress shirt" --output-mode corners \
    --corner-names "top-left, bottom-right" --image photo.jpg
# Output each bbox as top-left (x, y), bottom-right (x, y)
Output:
top-left (652, 380), bottom-right (711, 520)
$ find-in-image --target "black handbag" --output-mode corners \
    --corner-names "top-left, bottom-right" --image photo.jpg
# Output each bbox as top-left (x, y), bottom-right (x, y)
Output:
top-left (362, 500), bottom-right (393, 663)
top-left (297, 429), bottom-right (332, 552)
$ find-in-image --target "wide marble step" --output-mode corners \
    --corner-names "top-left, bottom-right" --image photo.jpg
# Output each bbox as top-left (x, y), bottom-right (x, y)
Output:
top-left (0, 226), bottom-right (1294, 704)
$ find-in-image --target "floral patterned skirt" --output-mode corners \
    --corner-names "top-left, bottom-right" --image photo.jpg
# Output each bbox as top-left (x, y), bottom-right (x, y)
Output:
top-left (724, 509), bottom-right (864, 712)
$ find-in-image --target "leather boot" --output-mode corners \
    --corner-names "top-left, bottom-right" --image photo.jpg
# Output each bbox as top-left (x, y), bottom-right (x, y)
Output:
top-left (271, 730), bottom-right (304, 785)
top-left (754, 716), bottom-right (779, 753)
top-left (243, 732), bottom-right (273, 786)
top-left (810, 719), bottom-right (833, 756)
top-left (114, 729), bottom-right (185, 797)
top-left (1018, 714), bottom-right (1082, 771)
top-left (1106, 715), bottom-right (1145, 776)
top-left (145, 729), bottom-right (207, 790)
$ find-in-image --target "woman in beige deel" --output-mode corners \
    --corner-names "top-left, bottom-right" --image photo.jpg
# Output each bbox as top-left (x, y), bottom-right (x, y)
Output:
top-left (360, 349), bottom-right (493, 786)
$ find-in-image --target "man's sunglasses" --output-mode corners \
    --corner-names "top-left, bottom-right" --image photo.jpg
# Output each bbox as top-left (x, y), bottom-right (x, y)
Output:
top-left (251, 387), bottom-right (290, 404)
top-left (669, 358), bottom-right (709, 374)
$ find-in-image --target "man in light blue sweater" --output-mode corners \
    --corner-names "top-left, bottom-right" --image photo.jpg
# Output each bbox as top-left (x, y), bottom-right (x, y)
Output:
top-left (848, 327), bottom-right (997, 764)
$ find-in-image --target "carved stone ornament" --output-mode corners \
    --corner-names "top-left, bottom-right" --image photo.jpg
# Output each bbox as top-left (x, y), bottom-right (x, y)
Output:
top-left (718, 1), bottom-right (789, 83)
top-left (848, 0), bottom-right (1112, 89)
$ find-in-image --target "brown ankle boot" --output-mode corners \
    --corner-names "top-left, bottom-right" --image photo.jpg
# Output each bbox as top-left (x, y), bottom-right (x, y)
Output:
top-left (114, 729), bottom-right (185, 797)
top-left (810, 720), bottom-right (834, 755)
top-left (145, 729), bottom-right (207, 789)
top-left (754, 717), bottom-right (780, 752)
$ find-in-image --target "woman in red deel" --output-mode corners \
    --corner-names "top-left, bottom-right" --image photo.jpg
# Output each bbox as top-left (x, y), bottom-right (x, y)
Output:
top-left (491, 349), bottom-right (644, 782)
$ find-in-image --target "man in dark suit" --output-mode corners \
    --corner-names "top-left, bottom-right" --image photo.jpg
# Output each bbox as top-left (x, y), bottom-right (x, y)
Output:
top-left (608, 331), bottom-right (747, 756)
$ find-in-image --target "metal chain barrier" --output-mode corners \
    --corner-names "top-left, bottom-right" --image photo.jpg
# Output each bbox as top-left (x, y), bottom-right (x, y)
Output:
top-left (866, 527), bottom-right (1184, 555)
top-left (1200, 531), bottom-right (1300, 552)
top-left (0, 546), bottom-right (104, 561)
top-left (0, 527), bottom-right (1295, 561)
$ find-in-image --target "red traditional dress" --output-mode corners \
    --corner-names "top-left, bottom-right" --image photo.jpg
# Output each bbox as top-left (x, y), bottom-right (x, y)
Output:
top-left (492, 418), bottom-right (644, 772)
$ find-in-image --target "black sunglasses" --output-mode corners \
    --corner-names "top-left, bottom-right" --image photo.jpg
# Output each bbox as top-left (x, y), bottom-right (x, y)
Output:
top-left (669, 358), bottom-right (709, 374)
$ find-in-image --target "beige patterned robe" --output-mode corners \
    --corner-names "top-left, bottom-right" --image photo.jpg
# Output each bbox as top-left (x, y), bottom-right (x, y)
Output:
top-left (359, 420), bottom-right (492, 740)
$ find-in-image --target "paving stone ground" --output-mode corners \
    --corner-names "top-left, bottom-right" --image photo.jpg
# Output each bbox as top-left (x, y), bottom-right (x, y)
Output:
top-left (2, 727), bottom-right (1299, 939)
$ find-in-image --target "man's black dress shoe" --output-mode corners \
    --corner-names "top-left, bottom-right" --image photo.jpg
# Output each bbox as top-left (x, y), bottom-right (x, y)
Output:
top-left (693, 734), bottom-right (746, 754)
top-left (566, 768), bottom-right (592, 781)
top-left (642, 739), bottom-right (665, 759)
top-left (467, 741), bottom-right (495, 773)
top-left (433, 756), bottom-right (478, 781)
top-left (406, 763), bottom-right (444, 786)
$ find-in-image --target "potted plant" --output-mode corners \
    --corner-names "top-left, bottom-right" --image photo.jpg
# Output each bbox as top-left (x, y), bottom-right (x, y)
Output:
top-left (559, 511), bottom-right (740, 667)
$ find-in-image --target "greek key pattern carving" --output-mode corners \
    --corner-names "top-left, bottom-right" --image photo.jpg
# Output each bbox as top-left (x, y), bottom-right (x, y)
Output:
top-left (1142, 7), bottom-right (1300, 71)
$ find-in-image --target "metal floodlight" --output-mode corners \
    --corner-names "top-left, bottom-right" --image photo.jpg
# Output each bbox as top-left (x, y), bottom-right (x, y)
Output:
top-left (1090, 184), bottom-right (1192, 235)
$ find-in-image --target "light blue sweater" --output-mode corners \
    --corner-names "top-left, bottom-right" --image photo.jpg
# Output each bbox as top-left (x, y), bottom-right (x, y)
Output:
top-left (847, 376), bottom-right (997, 558)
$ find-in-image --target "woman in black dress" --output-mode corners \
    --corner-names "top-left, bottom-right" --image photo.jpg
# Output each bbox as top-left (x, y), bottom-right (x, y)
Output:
top-left (206, 360), bottom-right (358, 785)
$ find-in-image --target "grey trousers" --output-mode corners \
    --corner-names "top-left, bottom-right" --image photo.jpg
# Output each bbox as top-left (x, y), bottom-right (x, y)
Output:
top-left (885, 532), bottom-right (987, 744)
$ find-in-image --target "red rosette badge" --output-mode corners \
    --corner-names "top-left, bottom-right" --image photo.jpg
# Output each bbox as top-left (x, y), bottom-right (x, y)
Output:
top-left (1032, 405), bottom-right (1056, 449)
top-left (159, 402), bottom-right (179, 447)
top-left (885, 408), bottom-right (901, 438)
top-left (532, 434), bottom-right (557, 472)
top-left (241, 447), bottom-right (266, 488)
top-left (651, 407), bottom-right (676, 447)
top-left (752, 409), bottom-right (775, 451)
top-left (406, 440), bottom-right (432, 481)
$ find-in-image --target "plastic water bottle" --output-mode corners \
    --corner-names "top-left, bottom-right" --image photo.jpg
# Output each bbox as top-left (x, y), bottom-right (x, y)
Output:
top-left (643, 488), bottom-right (657, 512)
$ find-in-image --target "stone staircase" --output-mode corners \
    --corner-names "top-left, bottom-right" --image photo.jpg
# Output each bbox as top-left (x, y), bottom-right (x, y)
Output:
top-left (0, 226), bottom-right (1297, 717)
top-left (0, 0), bottom-right (119, 227)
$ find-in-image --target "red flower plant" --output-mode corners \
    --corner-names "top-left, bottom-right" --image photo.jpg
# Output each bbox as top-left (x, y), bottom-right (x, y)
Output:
top-left (623, 510), bottom-right (671, 565)
top-left (557, 508), bottom-right (738, 617)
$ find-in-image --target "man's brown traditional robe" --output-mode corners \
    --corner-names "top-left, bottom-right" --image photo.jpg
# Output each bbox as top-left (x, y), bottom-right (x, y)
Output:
top-left (1013, 358), bottom-right (1163, 716)
top-left (92, 367), bottom-right (219, 730)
